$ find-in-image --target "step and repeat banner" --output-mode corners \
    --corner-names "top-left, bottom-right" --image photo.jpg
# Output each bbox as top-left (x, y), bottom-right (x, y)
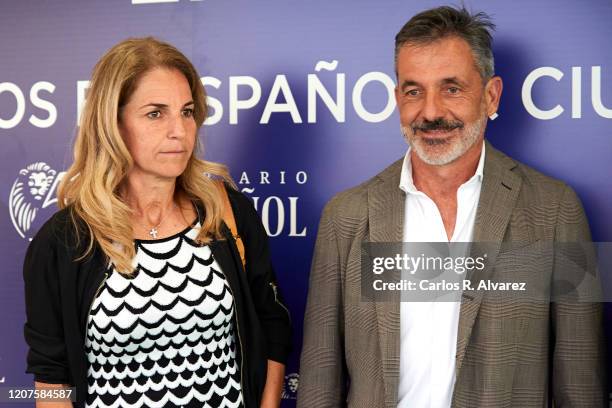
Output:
top-left (1, 0), bottom-right (611, 406)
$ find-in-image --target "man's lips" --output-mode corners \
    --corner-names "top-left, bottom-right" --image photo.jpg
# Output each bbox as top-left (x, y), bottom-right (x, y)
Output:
top-left (417, 128), bottom-right (457, 137)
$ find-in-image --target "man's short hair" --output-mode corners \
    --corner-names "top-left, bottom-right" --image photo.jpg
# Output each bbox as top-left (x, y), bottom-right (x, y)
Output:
top-left (395, 6), bottom-right (496, 81)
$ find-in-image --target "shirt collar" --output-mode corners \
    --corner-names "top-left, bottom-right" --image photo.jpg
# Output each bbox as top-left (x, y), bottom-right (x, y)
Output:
top-left (399, 140), bottom-right (486, 194)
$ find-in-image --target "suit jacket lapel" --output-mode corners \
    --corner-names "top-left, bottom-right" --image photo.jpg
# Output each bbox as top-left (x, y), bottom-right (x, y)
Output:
top-left (368, 159), bottom-right (404, 407)
top-left (454, 141), bottom-right (522, 376)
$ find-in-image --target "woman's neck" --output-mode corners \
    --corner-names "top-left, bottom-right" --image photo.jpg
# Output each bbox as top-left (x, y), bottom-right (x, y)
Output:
top-left (122, 173), bottom-right (178, 225)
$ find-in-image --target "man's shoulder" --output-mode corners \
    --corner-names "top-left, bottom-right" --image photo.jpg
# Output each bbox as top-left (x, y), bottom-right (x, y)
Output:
top-left (323, 158), bottom-right (403, 220)
top-left (487, 143), bottom-right (570, 201)
top-left (515, 160), bottom-right (565, 190)
top-left (489, 145), bottom-right (591, 240)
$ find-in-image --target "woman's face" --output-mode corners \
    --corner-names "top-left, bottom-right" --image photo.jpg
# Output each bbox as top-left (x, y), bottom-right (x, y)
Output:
top-left (119, 67), bottom-right (197, 181)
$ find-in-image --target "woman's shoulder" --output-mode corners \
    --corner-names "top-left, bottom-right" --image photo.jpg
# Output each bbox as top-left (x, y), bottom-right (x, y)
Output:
top-left (223, 185), bottom-right (268, 241)
top-left (192, 184), bottom-right (261, 234)
top-left (225, 185), bottom-right (260, 222)
top-left (31, 206), bottom-right (87, 249)
top-left (24, 208), bottom-right (81, 278)
top-left (225, 184), bottom-right (254, 211)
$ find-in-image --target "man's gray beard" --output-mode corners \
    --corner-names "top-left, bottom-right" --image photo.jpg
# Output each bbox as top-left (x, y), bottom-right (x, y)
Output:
top-left (401, 114), bottom-right (487, 166)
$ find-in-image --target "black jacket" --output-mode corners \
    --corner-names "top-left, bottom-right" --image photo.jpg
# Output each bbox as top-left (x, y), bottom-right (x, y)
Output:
top-left (23, 188), bottom-right (292, 407)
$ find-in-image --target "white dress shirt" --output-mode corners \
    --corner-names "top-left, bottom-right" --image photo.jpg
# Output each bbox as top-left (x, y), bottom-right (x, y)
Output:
top-left (397, 142), bottom-right (485, 408)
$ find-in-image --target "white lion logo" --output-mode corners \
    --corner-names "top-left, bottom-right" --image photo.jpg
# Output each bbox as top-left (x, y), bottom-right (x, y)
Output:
top-left (27, 170), bottom-right (54, 200)
top-left (281, 372), bottom-right (299, 399)
top-left (9, 162), bottom-right (59, 239)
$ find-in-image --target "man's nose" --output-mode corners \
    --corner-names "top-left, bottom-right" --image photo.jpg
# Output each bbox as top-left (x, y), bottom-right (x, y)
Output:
top-left (421, 92), bottom-right (446, 122)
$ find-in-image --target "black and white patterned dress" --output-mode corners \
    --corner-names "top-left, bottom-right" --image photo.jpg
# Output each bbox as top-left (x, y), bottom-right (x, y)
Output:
top-left (84, 222), bottom-right (244, 408)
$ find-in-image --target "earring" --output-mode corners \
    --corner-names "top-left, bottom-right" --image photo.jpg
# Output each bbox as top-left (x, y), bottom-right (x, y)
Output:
top-left (489, 112), bottom-right (499, 120)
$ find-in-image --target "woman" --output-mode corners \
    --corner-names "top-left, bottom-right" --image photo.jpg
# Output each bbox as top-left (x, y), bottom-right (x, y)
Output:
top-left (23, 37), bottom-right (291, 408)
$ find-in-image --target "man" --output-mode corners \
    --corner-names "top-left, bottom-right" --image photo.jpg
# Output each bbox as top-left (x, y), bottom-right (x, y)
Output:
top-left (298, 6), bottom-right (605, 408)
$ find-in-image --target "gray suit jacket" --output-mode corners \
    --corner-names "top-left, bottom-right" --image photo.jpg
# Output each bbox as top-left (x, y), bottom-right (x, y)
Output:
top-left (298, 141), bottom-right (605, 407)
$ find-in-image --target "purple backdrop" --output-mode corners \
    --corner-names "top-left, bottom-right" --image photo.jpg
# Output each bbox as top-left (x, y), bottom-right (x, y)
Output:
top-left (1, 0), bottom-right (611, 406)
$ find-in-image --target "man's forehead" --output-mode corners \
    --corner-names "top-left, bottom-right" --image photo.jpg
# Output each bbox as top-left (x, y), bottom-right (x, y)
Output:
top-left (396, 36), bottom-right (479, 79)
top-left (398, 35), bottom-right (472, 56)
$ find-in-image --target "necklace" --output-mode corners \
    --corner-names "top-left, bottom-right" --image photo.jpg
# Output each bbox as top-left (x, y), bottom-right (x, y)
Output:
top-left (144, 203), bottom-right (176, 239)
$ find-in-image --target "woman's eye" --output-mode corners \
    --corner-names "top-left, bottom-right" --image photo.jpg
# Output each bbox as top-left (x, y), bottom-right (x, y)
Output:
top-left (182, 108), bottom-right (194, 117)
top-left (147, 111), bottom-right (161, 119)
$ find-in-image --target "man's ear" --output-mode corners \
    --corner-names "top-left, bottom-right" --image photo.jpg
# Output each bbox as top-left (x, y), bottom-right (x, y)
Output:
top-left (485, 76), bottom-right (503, 116)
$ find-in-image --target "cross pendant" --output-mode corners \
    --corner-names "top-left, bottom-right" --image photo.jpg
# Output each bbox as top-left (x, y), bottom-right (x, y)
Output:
top-left (149, 227), bottom-right (158, 239)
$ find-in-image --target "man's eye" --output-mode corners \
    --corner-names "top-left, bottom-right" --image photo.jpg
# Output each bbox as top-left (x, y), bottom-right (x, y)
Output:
top-left (147, 111), bottom-right (161, 119)
top-left (405, 89), bottom-right (420, 96)
top-left (447, 87), bottom-right (460, 94)
top-left (182, 108), bottom-right (194, 118)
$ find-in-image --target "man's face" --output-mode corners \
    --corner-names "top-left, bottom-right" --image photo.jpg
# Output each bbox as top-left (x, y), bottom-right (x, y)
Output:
top-left (395, 36), bottom-right (500, 166)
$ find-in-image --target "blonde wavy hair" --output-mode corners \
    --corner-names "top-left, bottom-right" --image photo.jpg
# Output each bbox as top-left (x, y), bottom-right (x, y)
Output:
top-left (58, 37), bottom-right (233, 274)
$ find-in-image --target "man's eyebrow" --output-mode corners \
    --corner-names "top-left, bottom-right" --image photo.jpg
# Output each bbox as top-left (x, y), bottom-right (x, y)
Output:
top-left (441, 77), bottom-right (468, 87)
top-left (400, 80), bottom-right (420, 91)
